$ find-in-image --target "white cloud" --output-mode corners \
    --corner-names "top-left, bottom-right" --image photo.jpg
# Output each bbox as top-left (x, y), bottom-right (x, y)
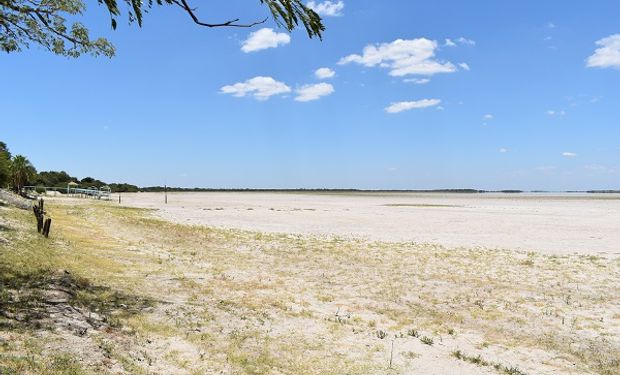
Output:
top-left (221, 76), bottom-right (291, 100)
top-left (445, 37), bottom-right (475, 47)
top-left (295, 83), bottom-right (335, 102)
top-left (547, 22), bottom-right (556, 29)
top-left (483, 114), bottom-right (494, 120)
top-left (562, 152), bottom-right (577, 158)
top-left (456, 37), bottom-right (476, 46)
top-left (587, 34), bottom-right (620, 69)
top-left (459, 62), bottom-right (470, 71)
top-left (385, 99), bottom-right (441, 114)
top-left (547, 110), bottom-right (566, 116)
top-left (403, 78), bottom-right (430, 84)
top-left (499, 148), bottom-right (508, 153)
top-left (307, 1), bottom-right (344, 16)
top-left (315, 67), bottom-right (336, 79)
top-left (241, 28), bottom-right (290, 53)
top-left (338, 38), bottom-right (458, 77)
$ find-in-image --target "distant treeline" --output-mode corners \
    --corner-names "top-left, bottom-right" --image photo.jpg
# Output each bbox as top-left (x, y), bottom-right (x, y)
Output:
top-left (29, 170), bottom-right (139, 193)
top-left (140, 187), bottom-right (486, 193)
top-left (140, 188), bottom-right (531, 193)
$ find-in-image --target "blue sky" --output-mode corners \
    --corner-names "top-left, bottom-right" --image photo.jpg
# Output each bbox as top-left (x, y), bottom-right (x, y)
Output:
top-left (2, 0), bottom-right (619, 190)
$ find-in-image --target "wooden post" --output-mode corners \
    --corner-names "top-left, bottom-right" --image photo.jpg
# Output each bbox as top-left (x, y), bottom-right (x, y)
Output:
top-left (389, 339), bottom-right (395, 369)
top-left (119, 193), bottom-right (121, 204)
top-left (43, 218), bottom-right (51, 238)
top-left (165, 185), bottom-right (168, 204)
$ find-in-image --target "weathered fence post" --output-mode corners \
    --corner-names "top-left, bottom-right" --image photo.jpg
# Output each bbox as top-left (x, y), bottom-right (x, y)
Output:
top-left (42, 218), bottom-right (51, 238)
top-left (33, 198), bottom-right (51, 237)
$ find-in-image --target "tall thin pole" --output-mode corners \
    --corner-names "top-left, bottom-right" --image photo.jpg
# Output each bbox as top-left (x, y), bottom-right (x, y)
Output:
top-left (164, 184), bottom-right (167, 204)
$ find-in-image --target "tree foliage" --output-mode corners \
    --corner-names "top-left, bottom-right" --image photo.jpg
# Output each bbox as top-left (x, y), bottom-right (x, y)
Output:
top-left (9, 154), bottom-right (36, 193)
top-left (0, 142), bottom-right (11, 188)
top-left (0, 0), bottom-right (324, 57)
top-left (33, 170), bottom-right (78, 187)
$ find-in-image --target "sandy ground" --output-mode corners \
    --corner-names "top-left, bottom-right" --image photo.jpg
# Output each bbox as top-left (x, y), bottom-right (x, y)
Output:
top-left (121, 192), bottom-right (620, 256)
top-left (3, 196), bottom-right (619, 374)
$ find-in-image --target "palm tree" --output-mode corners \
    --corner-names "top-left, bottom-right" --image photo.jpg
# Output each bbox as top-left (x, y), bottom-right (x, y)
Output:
top-left (0, 142), bottom-right (10, 188)
top-left (10, 155), bottom-right (36, 194)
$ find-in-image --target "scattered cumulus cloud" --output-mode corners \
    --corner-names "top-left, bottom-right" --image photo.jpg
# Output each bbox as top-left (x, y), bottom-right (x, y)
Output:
top-left (315, 67), bottom-right (336, 79)
top-left (459, 62), bottom-right (470, 71)
top-left (220, 76), bottom-right (291, 100)
top-left (403, 78), bottom-right (430, 84)
top-left (547, 22), bottom-right (556, 29)
top-left (385, 99), bottom-right (441, 114)
top-left (547, 110), bottom-right (566, 116)
top-left (499, 148), bottom-right (508, 153)
top-left (445, 37), bottom-right (475, 47)
top-left (295, 83), bottom-right (335, 102)
top-left (338, 38), bottom-right (458, 77)
top-left (483, 114), bottom-right (494, 120)
top-left (456, 37), bottom-right (476, 46)
top-left (562, 152), bottom-right (577, 158)
top-left (307, 1), bottom-right (344, 16)
top-left (241, 28), bottom-right (290, 53)
top-left (587, 34), bottom-right (620, 69)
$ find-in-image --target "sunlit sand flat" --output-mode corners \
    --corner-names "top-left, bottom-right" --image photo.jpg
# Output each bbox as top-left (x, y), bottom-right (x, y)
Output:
top-left (123, 191), bottom-right (620, 257)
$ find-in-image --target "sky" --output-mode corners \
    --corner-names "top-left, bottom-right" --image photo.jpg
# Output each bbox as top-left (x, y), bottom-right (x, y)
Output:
top-left (1, 0), bottom-right (619, 190)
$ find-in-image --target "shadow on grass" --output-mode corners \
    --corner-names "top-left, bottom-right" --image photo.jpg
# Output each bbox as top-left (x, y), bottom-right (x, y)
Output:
top-left (0, 266), bottom-right (153, 335)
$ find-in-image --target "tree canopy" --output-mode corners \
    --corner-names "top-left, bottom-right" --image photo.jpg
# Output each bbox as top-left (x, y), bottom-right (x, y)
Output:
top-left (0, 142), bottom-right (11, 188)
top-left (1, 0), bottom-right (324, 57)
top-left (9, 155), bottom-right (36, 193)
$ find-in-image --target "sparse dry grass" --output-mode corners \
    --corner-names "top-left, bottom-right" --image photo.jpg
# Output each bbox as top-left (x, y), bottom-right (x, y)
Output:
top-left (0, 200), bottom-right (619, 374)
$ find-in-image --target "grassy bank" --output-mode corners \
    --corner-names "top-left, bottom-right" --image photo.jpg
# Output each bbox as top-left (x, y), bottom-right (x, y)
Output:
top-left (0, 200), bottom-right (618, 374)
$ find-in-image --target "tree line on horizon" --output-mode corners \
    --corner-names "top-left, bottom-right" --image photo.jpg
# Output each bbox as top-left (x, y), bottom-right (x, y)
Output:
top-left (0, 141), bottom-right (139, 194)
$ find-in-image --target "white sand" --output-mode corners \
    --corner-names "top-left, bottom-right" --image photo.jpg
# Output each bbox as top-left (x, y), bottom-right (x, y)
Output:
top-left (121, 192), bottom-right (620, 256)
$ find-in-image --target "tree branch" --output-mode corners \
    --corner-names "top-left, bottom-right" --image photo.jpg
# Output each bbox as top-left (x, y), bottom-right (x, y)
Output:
top-left (30, 12), bottom-right (83, 48)
top-left (176, 0), bottom-right (267, 28)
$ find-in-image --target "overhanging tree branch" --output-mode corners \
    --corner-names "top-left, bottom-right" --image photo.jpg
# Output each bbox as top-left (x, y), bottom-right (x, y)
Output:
top-left (176, 0), bottom-right (268, 28)
top-left (1, 0), bottom-right (325, 57)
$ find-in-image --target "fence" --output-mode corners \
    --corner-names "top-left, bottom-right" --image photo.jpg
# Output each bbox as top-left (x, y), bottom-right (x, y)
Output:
top-left (24, 186), bottom-right (112, 200)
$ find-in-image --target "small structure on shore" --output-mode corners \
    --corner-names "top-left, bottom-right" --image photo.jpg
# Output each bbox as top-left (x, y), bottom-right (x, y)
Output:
top-left (67, 181), bottom-right (79, 195)
top-left (23, 182), bottom-right (112, 200)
